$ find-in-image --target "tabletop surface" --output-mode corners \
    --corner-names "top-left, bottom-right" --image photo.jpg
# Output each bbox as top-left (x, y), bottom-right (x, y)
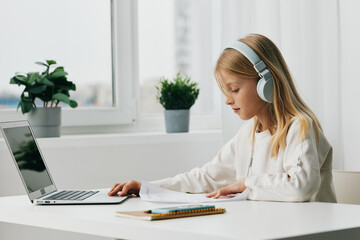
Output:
top-left (1, 194), bottom-right (360, 240)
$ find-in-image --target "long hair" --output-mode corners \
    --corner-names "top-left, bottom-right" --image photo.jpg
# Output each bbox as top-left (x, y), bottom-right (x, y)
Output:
top-left (215, 33), bottom-right (321, 157)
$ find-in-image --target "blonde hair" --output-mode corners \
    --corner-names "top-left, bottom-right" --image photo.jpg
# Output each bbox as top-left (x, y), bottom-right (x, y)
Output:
top-left (215, 33), bottom-right (321, 157)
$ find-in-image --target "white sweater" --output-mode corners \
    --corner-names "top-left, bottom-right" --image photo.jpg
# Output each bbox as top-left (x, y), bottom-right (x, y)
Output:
top-left (151, 119), bottom-right (337, 202)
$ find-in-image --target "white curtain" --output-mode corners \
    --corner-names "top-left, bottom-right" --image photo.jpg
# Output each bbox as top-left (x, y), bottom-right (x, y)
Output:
top-left (338, 0), bottom-right (360, 171)
top-left (220, 0), bottom-right (347, 170)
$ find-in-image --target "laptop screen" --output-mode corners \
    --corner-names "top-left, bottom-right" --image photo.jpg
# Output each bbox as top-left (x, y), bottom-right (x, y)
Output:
top-left (3, 126), bottom-right (53, 193)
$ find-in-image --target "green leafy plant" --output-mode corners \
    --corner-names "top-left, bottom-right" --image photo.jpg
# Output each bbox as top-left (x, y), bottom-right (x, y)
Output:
top-left (10, 60), bottom-right (78, 114)
top-left (156, 72), bottom-right (200, 109)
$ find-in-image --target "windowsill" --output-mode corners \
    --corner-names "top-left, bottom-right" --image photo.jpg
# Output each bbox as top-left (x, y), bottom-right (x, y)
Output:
top-left (60, 114), bottom-right (222, 135)
top-left (0, 110), bottom-right (222, 134)
top-left (0, 130), bottom-right (223, 150)
top-left (0, 113), bottom-right (223, 149)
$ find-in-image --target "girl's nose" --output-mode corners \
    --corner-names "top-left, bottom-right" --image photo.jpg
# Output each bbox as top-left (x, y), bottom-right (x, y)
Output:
top-left (225, 96), bottom-right (233, 105)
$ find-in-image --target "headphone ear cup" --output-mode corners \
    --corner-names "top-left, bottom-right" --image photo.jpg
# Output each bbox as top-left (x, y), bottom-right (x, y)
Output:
top-left (256, 77), bottom-right (274, 103)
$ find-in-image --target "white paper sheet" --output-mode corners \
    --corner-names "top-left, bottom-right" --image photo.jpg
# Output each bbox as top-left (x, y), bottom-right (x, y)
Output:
top-left (139, 181), bottom-right (249, 203)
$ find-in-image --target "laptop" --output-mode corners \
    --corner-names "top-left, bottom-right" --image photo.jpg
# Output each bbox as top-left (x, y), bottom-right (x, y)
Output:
top-left (0, 120), bottom-right (128, 205)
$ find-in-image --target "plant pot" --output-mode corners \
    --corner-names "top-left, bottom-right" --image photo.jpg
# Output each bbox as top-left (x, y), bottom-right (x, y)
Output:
top-left (164, 109), bottom-right (190, 133)
top-left (27, 107), bottom-right (61, 138)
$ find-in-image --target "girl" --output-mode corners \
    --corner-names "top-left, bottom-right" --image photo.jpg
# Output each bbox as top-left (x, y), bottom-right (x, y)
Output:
top-left (108, 34), bottom-right (337, 202)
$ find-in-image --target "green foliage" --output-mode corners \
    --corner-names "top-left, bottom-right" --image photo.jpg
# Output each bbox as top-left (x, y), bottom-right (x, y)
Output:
top-left (156, 72), bottom-right (200, 110)
top-left (13, 135), bottom-right (46, 172)
top-left (9, 60), bottom-right (78, 114)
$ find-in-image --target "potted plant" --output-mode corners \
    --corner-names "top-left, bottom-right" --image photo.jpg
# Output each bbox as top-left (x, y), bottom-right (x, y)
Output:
top-left (10, 60), bottom-right (77, 138)
top-left (156, 72), bottom-right (200, 133)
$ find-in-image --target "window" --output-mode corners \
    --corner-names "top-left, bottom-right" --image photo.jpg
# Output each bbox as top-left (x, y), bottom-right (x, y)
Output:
top-left (0, 0), bottom-right (221, 131)
top-left (0, 0), bottom-right (112, 108)
top-left (137, 0), bottom-right (222, 120)
top-left (0, 0), bottom-right (134, 126)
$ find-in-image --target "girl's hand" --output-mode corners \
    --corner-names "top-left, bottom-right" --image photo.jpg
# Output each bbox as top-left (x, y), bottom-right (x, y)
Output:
top-left (108, 180), bottom-right (142, 197)
top-left (206, 178), bottom-right (247, 199)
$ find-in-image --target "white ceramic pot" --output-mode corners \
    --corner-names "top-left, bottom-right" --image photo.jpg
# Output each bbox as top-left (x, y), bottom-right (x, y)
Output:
top-left (27, 107), bottom-right (61, 138)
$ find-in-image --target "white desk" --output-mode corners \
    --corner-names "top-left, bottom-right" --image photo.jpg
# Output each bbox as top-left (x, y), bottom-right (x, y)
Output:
top-left (0, 195), bottom-right (360, 240)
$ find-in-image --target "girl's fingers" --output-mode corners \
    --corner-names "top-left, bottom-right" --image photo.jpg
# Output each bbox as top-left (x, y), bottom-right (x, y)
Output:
top-left (213, 188), bottom-right (231, 199)
top-left (206, 182), bottom-right (245, 199)
top-left (108, 183), bottom-right (119, 195)
top-left (215, 188), bottom-right (226, 198)
top-left (206, 191), bottom-right (217, 198)
top-left (108, 180), bottom-right (142, 197)
top-left (108, 182), bottom-right (126, 196)
top-left (214, 191), bottom-right (223, 199)
top-left (109, 183), bottom-right (120, 193)
top-left (118, 183), bottom-right (130, 196)
top-left (207, 190), bottom-right (222, 199)
top-left (206, 189), bottom-right (225, 198)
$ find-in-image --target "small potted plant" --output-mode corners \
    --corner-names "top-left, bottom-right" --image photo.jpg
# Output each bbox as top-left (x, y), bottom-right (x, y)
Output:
top-left (10, 60), bottom-right (77, 138)
top-left (156, 72), bottom-right (200, 133)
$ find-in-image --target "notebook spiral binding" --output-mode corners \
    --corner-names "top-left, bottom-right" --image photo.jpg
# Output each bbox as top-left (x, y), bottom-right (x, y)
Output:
top-left (151, 207), bottom-right (226, 220)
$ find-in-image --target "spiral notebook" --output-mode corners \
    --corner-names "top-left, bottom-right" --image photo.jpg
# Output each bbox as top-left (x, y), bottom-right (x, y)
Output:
top-left (116, 206), bottom-right (226, 221)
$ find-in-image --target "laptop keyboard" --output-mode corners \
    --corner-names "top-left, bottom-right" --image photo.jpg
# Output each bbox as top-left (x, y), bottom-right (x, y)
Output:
top-left (44, 190), bottom-right (99, 201)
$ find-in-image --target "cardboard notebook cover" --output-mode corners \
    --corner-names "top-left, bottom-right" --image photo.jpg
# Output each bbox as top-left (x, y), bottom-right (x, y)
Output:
top-left (116, 208), bottom-right (226, 221)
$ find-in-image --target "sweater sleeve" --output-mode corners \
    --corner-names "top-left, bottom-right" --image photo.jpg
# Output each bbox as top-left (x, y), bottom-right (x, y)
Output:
top-left (150, 132), bottom-right (239, 193)
top-left (245, 120), bottom-right (323, 202)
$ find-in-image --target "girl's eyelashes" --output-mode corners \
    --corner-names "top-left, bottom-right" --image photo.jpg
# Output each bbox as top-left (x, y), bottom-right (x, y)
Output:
top-left (231, 89), bottom-right (239, 93)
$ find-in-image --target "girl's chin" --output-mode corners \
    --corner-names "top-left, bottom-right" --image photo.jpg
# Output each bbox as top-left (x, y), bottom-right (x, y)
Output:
top-left (236, 113), bottom-right (253, 121)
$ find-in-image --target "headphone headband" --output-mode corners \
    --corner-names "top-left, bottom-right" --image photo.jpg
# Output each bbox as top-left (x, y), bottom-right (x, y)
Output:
top-left (225, 41), bottom-right (268, 78)
top-left (224, 41), bottom-right (274, 103)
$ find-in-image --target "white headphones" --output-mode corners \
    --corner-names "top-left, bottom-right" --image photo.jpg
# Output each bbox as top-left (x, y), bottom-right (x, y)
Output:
top-left (225, 41), bottom-right (274, 103)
